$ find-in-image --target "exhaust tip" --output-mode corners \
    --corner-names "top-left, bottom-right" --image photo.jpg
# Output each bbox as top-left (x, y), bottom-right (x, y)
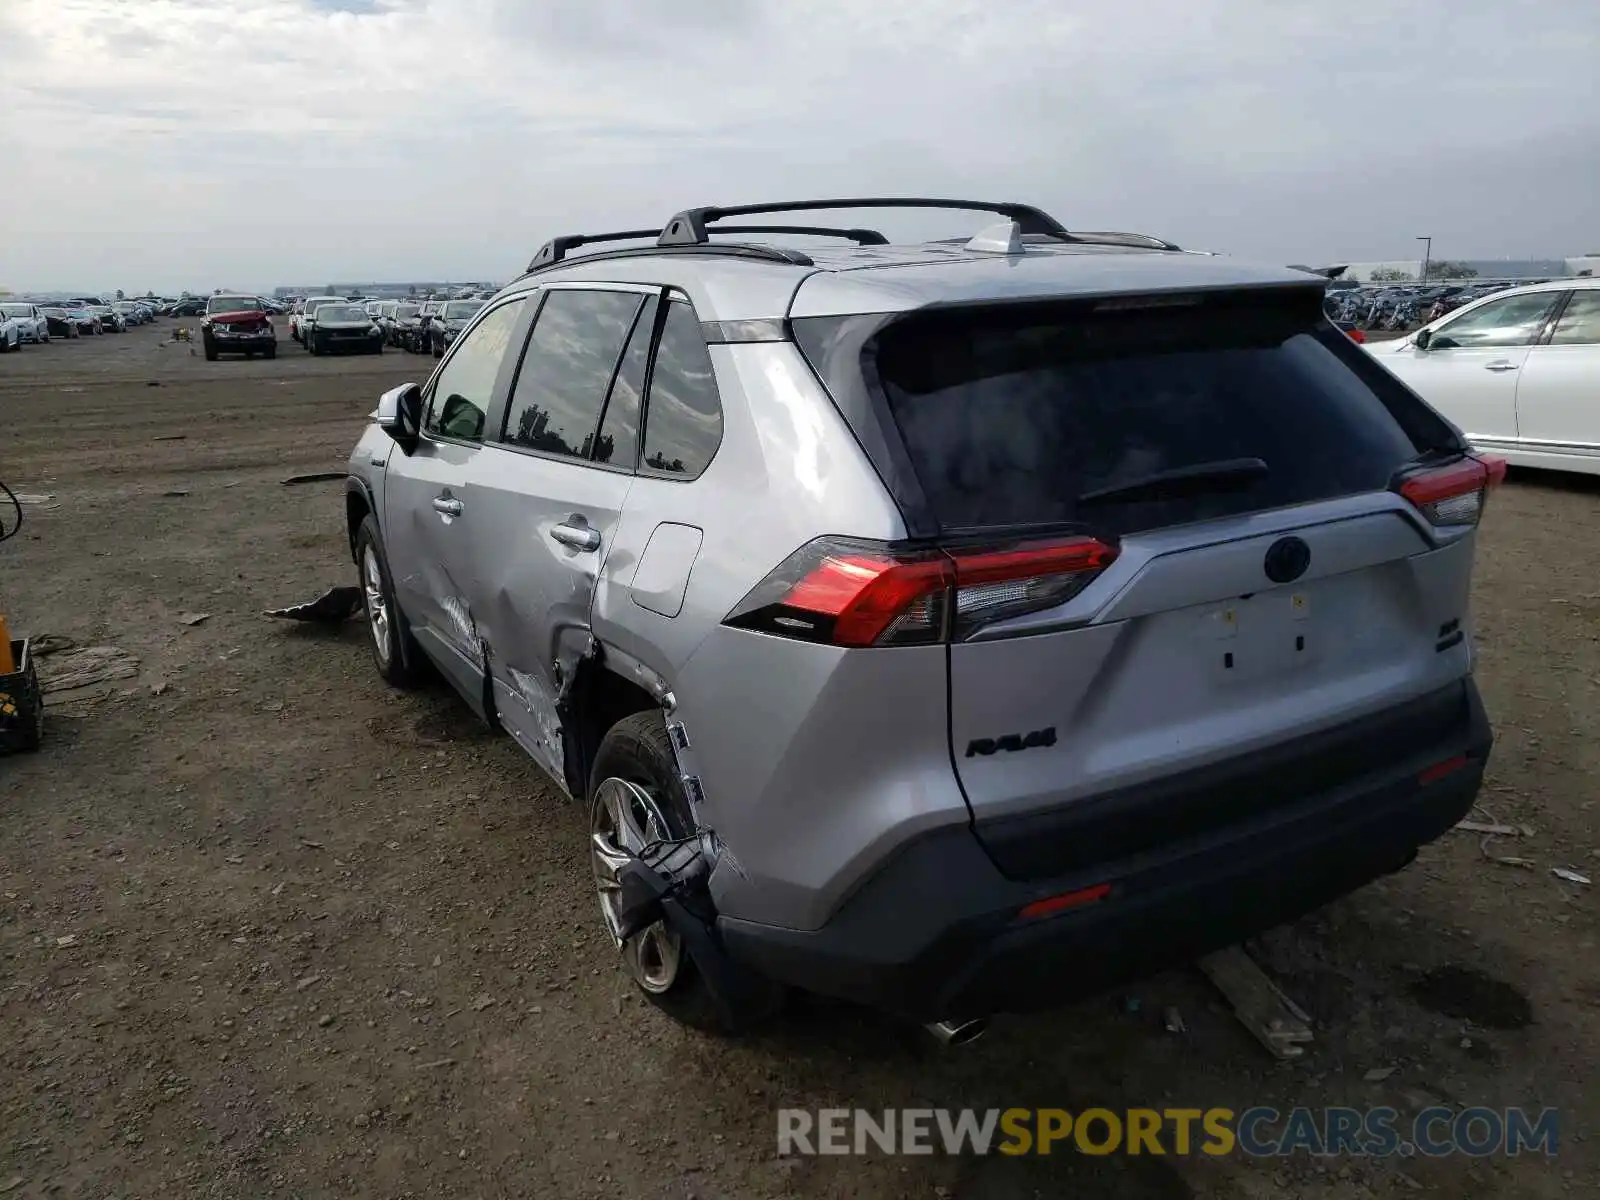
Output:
top-left (925, 1018), bottom-right (989, 1047)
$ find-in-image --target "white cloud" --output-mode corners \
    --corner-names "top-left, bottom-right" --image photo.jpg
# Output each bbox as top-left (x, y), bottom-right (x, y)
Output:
top-left (2, 0), bottom-right (1597, 292)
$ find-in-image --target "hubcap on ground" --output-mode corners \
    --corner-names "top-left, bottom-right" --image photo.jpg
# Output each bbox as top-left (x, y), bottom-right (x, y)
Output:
top-left (591, 776), bottom-right (683, 994)
top-left (362, 546), bottom-right (390, 664)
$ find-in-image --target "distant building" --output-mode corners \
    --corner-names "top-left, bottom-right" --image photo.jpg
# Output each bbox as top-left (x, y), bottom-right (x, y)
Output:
top-left (1340, 258), bottom-right (1573, 282)
top-left (272, 282), bottom-right (496, 299)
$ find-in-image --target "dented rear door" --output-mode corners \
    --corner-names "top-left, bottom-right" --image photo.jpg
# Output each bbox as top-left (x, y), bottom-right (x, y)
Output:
top-left (461, 285), bottom-right (654, 789)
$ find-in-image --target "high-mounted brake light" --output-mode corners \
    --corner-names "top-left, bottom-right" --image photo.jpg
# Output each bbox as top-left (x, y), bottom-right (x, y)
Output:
top-left (1397, 454), bottom-right (1504, 528)
top-left (722, 535), bottom-right (1119, 647)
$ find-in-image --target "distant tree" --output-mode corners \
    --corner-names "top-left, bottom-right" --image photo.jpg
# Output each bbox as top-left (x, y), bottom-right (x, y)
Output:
top-left (1424, 261), bottom-right (1478, 280)
top-left (115, 288), bottom-right (125, 300)
top-left (1369, 267), bottom-right (1413, 282)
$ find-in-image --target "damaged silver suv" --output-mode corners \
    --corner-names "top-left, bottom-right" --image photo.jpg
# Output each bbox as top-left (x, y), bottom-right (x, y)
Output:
top-left (344, 198), bottom-right (1497, 1037)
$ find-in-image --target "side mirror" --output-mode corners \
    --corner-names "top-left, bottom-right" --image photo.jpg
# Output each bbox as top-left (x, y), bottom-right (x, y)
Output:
top-left (1414, 329), bottom-right (1432, 350)
top-left (375, 383), bottom-right (423, 453)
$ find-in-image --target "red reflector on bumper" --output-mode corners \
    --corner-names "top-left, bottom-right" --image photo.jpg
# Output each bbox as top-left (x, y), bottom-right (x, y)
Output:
top-left (1419, 754), bottom-right (1468, 785)
top-left (1018, 883), bottom-right (1112, 920)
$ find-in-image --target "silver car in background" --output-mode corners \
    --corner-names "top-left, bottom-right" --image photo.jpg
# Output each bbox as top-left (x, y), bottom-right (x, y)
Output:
top-left (344, 198), bottom-right (1497, 1036)
top-left (0, 302), bottom-right (49, 345)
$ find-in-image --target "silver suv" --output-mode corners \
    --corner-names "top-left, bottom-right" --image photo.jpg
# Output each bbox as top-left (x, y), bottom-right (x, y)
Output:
top-left (344, 198), bottom-right (1497, 1036)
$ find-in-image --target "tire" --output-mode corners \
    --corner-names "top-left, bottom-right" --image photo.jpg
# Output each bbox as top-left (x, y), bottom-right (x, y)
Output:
top-left (264, 344), bottom-right (277, 360)
top-left (372, 339), bottom-right (383, 355)
top-left (354, 515), bottom-right (424, 688)
top-left (307, 334), bottom-right (318, 356)
top-left (203, 337), bottom-right (218, 362)
top-left (589, 711), bottom-right (785, 1034)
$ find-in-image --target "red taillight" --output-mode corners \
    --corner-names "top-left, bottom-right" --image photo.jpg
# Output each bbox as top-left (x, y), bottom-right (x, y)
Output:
top-left (1018, 883), bottom-right (1112, 920)
top-left (1397, 454), bottom-right (1502, 528)
top-left (723, 534), bottom-right (1119, 648)
top-left (1346, 327), bottom-right (1366, 343)
top-left (1420, 755), bottom-right (1469, 785)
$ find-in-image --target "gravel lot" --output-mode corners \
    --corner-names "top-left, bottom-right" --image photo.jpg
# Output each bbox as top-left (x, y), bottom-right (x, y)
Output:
top-left (2, 318), bottom-right (1598, 1199)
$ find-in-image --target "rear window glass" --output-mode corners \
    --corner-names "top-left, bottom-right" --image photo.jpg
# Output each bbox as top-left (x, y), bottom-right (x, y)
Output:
top-left (864, 296), bottom-right (1430, 536)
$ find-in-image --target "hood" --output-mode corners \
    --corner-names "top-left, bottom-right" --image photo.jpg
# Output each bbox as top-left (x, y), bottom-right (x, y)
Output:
top-left (206, 309), bottom-right (270, 324)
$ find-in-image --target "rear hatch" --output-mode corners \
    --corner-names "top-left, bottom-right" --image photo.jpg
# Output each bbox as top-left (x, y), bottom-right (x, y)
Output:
top-left (791, 282), bottom-right (1495, 880)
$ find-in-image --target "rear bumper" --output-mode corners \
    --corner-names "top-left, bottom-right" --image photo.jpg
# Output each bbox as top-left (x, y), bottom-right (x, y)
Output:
top-left (719, 679), bottom-right (1492, 1022)
top-left (209, 332), bottom-right (276, 350)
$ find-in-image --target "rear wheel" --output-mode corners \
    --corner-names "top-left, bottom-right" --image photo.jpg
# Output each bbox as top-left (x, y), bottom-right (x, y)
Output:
top-left (589, 712), bottom-right (784, 1033)
top-left (203, 337), bottom-right (218, 362)
top-left (264, 343), bottom-right (277, 360)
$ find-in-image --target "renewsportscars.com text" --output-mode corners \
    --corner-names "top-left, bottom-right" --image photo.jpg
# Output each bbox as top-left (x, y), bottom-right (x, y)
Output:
top-left (777, 1106), bottom-right (1559, 1158)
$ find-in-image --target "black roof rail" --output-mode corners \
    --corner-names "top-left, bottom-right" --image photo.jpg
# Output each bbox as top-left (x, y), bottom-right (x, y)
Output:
top-left (708, 224), bottom-right (888, 246)
top-left (657, 198), bottom-right (1072, 247)
top-left (1067, 230), bottom-right (1184, 252)
top-left (524, 224), bottom-right (863, 274)
top-left (522, 240), bottom-right (815, 278)
top-left (527, 229), bottom-right (661, 273)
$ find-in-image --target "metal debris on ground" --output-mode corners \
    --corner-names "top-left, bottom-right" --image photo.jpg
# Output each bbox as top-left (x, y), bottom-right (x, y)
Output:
top-left (36, 646), bottom-right (140, 694)
top-left (178, 612), bottom-right (211, 626)
top-left (1162, 1005), bottom-right (1187, 1034)
top-left (1552, 867), bottom-right (1592, 886)
top-left (280, 472), bottom-right (346, 486)
top-left (1197, 945), bottom-right (1314, 1060)
top-left (1457, 820), bottom-right (1521, 837)
top-left (13, 494), bottom-right (59, 511)
top-left (266, 585), bottom-right (363, 625)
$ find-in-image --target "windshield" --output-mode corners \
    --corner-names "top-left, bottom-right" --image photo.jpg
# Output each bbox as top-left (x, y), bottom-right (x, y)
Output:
top-left (445, 301), bottom-right (484, 320)
top-left (208, 296), bottom-right (262, 314)
top-left (306, 298), bottom-right (344, 314)
top-left (395, 304), bottom-right (420, 318)
top-left (318, 305), bottom-right (367, 322)
top-left (0, 304), bottom-right (30, 318)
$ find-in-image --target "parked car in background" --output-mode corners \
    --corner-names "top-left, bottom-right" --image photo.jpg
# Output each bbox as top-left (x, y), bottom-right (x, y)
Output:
top-left (405, 300), bottom-right (444, 353)
top-left (0, 309), bottom-right (23, 352)
top-left (39, 306), bottom-right (81, 339)
top-left (200, 294), bottom-right (277, 361)
top-left (305, 303), bottom-right (383, 356)
top-left (0, 303), bottom-right (51, 344)
top-left (88, 305), bottom-right (126, 332)
top-left (113, 302), bottom-right (147, 326)
top-left (344, 197), bottom-right (1497, 1035)
top-left (291, 296), bottom-right (343, 345)
top-left (387, 301), bottom-right (423, 347)
top-left (427, 299), bottom-right (487, 356)
top-left (62, 304), bottom-right (103, 334)
top-left (168, 298), bottom-right (207, 317)
top-left (1365, 278), bottom-right (1600, 476)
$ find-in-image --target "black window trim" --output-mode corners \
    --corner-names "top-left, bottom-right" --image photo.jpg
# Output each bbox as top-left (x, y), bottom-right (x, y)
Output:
top-left (418, 292), bottom-right (536, 448)
top-left (589, 290), bottom-right (666, 474)
top-left (485, 281), bottom-right (659, 474)
top-left (635, 289), bottom-right (726, 483)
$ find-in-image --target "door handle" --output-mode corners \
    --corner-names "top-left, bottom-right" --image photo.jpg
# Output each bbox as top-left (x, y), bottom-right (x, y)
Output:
top-left (1484, 361), bottom-right (1519, 372)
top-left (551, 521), bottom-right (601, 552)
top-left (431, 496), bottom-right (463, 517)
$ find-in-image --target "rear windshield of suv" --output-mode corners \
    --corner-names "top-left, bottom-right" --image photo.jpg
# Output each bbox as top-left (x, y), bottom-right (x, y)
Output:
top-left (208, 296), bottom-right (262, 314)
top-left (797, 288), bottom-right (1457, 537)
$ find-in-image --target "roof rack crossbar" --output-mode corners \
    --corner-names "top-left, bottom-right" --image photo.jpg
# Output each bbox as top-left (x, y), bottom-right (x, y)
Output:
top-left (657, 198), bottom-right (1072, 247)
top-left (707, 224), bottom-right (889, 246)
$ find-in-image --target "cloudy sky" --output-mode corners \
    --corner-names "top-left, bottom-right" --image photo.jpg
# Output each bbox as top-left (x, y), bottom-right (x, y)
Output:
top-left (2, 0), bottom-right (1596, 293)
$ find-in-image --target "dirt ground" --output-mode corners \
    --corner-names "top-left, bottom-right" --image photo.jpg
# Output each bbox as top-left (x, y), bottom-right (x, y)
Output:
top-left (1, 318), bottom-right (1597, 1199)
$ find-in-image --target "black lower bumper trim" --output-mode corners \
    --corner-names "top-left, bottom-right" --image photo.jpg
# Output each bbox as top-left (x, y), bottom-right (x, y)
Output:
top-left (719, 680), bottom-right (1491, 1022)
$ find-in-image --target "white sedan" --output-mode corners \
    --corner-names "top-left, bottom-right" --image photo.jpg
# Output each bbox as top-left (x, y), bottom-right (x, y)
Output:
top-left (0, 302), bottom-right (49, 345)
top-left (1365, 279), bottom-right (1600, 475)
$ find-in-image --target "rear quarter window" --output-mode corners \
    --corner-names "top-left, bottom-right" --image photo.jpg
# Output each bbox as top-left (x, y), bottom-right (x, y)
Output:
top-left (816, 290), bottom-right (1454, 537)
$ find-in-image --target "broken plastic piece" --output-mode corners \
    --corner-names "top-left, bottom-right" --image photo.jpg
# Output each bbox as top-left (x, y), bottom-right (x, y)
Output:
top-left (266, 585), bottom-right (363, 624)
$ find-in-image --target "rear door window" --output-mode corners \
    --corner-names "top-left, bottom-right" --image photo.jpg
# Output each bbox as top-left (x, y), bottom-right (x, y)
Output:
top-left (858, 293), bottom-right (1435, 536)
top-left (500, 288), bottom-right (643, 460)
